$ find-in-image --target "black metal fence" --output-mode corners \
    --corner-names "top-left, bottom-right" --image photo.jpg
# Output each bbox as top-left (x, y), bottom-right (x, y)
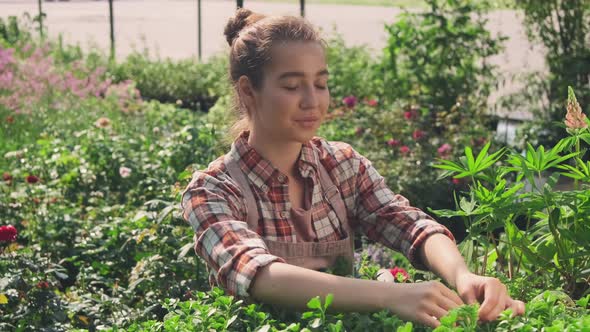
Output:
top-left (33, 0), bottom-right (307, 61)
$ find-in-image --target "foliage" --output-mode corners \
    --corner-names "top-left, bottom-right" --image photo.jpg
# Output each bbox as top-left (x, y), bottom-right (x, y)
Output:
top-left (108, 52), bottom-right (230, 112)
top-left (2, 7), bottom-right (589, 332)
top-left (378, 0), bottom-right (505, 113)
top-left (508, 0), bottom-right (590, 147)
top-left (431, 88), bottom-right (590, 299)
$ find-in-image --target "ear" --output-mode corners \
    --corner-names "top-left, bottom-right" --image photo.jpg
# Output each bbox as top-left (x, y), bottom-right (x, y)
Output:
top-left (237, 76), bottom-right (257, 117)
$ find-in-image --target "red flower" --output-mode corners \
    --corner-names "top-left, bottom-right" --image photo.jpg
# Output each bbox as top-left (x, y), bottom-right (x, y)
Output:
top-left (389, 266), bottom-right (409, 282)
top-left (412, 130), bottom-right (425, 140)
top-left (387, 138), bottom-right (400, 147)
top-left (25, 175), bottom-right (39, 184)
top-left (5, 115), bottom-right (14, 124)
top-left (404, 108), bottom-right (420, 121)
top-left (367, 99), bottom-right (378, 107)
top-left (452, 178), bottom-right (461, 185)
top-left (2, 172), bottom-right (11, 182)
top-left (400, 145), bottom-right (410, 154)
top-left (0, 225), bottom-right (17, 242)
top-left (342, 95), bottom-right (357, 108)
top-left (36, 281), bottom-right (50, 289)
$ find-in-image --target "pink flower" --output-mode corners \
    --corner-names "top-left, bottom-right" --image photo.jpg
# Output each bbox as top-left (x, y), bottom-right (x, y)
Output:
top-left (412, 129), bottom-right (425, 140)
top-left (119, 166), bottom-right (132, 178)
top-left (400, 145), bottom-right (410, 154)
top-left (565, 87), bottom-right (588, 131)
top-left (25, 175), bottom-right (39, 184)
top-left (452, 178), bottom-right (461, 185)
top-left (437, 143), bottom-right (452, 157)
top-left (0, 225), bottom-right (17, 242)
top-left (366, 99), bottom-right (378, 107)
top-left (389, 266), bottom-right (409, 282)
top-left (342, 95), bottom-right (357, 108)
top-left (387, 139), bottom-right (400, 147)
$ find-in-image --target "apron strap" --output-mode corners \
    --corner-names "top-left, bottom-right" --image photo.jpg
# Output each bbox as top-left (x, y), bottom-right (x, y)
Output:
top-left (223, 153), bottom-right (260, 231)
top-left (312, 146), bottom-right (353, 236)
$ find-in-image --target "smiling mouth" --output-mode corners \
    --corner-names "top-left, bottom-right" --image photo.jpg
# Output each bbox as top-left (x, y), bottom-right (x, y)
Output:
top-left (295, 118), bottom-right (319, 128)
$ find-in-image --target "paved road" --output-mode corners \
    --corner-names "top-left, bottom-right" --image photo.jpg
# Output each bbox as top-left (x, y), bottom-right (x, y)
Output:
top-left (1, 0), bottom-right (546, 116)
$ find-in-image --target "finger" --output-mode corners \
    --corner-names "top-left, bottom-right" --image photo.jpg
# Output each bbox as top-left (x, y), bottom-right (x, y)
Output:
top-left (440, 286), bottom-right (465, 306)
top-left (457, 287), bottom-right (478, 305)
top-left (438, 294), bottom-right (462, 312)
top-left (507, 299), bottom-right (526, 316)
top-left (487, 296), bottom-right (507, 322)
top-left (418, 312), bottom-right (441, 328)
top-left (478, 286), bottom-right (501, 321)
top-left (427, 303), bottom-right (449, 320)
top-left (505, 299), bottom-right (520, 317)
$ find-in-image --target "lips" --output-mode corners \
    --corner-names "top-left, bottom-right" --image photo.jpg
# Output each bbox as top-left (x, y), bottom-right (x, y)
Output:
top-left (295, 117), bottom-right (319, 129)
top-left (295, 117), bottom-right (319, 122)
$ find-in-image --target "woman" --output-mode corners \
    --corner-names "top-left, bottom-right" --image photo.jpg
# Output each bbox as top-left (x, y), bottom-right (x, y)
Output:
top-left (181, 8), bottom-right (525, 328)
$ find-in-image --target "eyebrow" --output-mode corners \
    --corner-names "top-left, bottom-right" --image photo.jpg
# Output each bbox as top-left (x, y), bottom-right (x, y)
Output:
top-left (277, 69), bottom-right (329, 80)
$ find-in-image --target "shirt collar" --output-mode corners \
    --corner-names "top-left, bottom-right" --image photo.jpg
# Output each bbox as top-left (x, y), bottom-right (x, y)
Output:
top-left (229, 131), bottom-right (319, 193)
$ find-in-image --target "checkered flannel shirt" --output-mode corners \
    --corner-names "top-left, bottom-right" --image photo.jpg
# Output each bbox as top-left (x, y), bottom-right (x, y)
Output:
top-left (181, 131), bottom-right (455, 297)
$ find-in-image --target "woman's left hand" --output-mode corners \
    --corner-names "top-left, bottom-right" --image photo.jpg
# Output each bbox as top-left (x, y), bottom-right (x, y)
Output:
top-left (454, 272), bottom-right (526, 322)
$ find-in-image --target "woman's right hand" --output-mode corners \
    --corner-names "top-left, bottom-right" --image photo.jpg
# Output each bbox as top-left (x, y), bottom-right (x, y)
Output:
top-left (385, 281), bottom-right (464, 328)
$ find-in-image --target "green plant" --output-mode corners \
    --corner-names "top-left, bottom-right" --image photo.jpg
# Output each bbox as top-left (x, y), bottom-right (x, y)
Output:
top-left (510, 0), bottom-right (590, 147)
top-left (431, 88), bottom-right (590, 298)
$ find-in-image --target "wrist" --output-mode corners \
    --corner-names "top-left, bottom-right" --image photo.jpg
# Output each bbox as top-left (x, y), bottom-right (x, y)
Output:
top-left (452, 269), bottom-right (474, 289)
top-left (376, 280), bottom-right (404, 312)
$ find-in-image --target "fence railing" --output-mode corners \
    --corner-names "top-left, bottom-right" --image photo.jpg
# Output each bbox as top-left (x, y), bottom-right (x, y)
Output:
top-left (32, 0), bottom-right (307, 61)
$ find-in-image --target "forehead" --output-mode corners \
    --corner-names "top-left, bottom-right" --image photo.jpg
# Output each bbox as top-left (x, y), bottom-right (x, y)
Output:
top-left (265, 41), bottom-right (327, 78)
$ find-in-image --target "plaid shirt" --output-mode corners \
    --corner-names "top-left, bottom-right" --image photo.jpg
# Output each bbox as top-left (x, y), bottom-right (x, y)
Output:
top-left (181, 131), bottom-right (455, 297)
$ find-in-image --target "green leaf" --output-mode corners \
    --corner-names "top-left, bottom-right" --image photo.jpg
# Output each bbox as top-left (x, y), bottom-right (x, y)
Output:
top-left (459, 196), bottom-right (476, 214)
top-left (178, 242), bottom-right (194, 260)
top-left (225, 315), bottom-right (238, 329)
top-left (474, 141), bottom-right (491, 168)
top-left (465, 146), bottom-right (475, 170)
top-left (306, 296), bottom-right (321, 310)
top-left (324, 293), bottom-right (334, 310)
top-left (396, 322), bottom-right (413, 332)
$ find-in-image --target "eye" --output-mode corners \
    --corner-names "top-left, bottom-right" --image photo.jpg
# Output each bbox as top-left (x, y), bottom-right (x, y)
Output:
top-left (315, 85), bottom-right (327, 90)
top-left (283, 86), bottom-right (298, 91)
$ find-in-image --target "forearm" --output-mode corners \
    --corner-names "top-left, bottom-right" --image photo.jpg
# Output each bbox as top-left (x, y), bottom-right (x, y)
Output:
top-left (418, 233), bottom-right (470, 288)
top-left (249, 262), bottom-right (398, 313)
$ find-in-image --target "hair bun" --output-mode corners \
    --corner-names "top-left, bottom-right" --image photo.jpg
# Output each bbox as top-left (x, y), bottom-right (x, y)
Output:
top-left (224, 8), bottom-right (265, 47)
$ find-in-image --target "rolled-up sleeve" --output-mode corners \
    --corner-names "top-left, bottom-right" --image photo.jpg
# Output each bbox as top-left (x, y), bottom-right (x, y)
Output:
top-left (181, 171), bottom-right (286, 297)
top-left (351, 150), bottom-right (455, 270)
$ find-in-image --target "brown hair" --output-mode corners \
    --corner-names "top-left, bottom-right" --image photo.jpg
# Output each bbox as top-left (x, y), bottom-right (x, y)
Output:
top-left (223, 8), bottom-right (326, 141)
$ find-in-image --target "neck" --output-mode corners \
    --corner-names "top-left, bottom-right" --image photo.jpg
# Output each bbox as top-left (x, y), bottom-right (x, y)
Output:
top-left (248, 130), bottom-right (303, 178)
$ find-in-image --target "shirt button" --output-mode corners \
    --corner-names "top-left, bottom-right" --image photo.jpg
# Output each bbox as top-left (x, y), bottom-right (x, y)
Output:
top-left (260, 184), bottom-right (268, 191)
top-left (277, 174), bottom-right (286, 183)
top-left (280, 211), bottom-right (288, 218)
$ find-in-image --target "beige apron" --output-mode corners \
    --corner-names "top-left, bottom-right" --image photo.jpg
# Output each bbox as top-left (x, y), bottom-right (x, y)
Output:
top-left (223, 146), bottom-right (356, 276)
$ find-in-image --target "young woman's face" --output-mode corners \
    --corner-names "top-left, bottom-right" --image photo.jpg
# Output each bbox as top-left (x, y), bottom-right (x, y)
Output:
top-left (248, 41), bottom-right (330, 144)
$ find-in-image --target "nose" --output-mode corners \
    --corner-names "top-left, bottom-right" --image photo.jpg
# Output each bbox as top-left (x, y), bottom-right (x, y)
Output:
top-left (300, 84), bottom-right (319, 110)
